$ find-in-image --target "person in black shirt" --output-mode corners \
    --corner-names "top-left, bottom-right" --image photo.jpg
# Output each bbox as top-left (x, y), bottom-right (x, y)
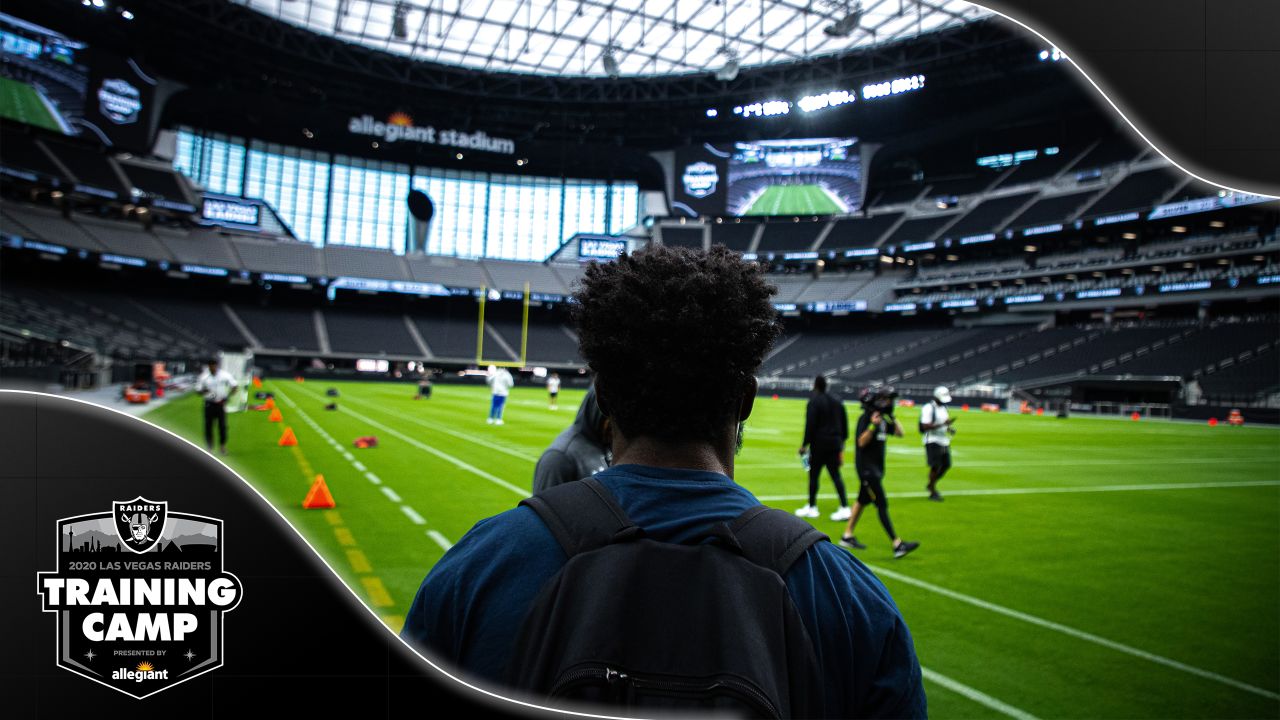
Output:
top-left (796, 375), bottom-right (851, 521)
top-left (841, 386), bottom-right (920, 559)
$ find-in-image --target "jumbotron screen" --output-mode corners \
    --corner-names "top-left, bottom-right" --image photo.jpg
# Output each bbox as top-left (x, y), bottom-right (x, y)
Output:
top-left (672, 137), bottom-right (862, 218)
top-left (0, 12), bottom-right (156, 151)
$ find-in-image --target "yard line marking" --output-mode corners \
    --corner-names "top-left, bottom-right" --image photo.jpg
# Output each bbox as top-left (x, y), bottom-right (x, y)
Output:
top-left (341, 451), bottom-right (355, 462)
top-left (352, 460), bottom-right (367, 472)
top-left (739, 457), bottom-right (1277, 470)
top-left (322, 511), bottom-right (343, 526)
top-left (381, 487), bottom-right (402, 503)
top-left (345, 549), bottom-right (372, 573)
top-left (364, 472), bottom-right (382, 485)
top-left (427, 530), bottom-right (454, 551)
top-left (400, 505), bottom-right (426, 525)
top-left (292, 387), bottom-right (530, 498)
top-left (921, 667), bottom-right (1040, 720)
top-left (340, 394), bottom-right (539, 462)
top-left (361, 577), bottom-right (394, 608)
top-left (868, 565), bottom-right (1280, 701)
top-left (333, 527), bottom-right (356, 547)
top-left (755, 479), bottom-right (1280, 503)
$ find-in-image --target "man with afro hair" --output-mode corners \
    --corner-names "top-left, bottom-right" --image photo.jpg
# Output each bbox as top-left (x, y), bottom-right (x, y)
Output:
top-left (402, 245), bottom-right (925, 718)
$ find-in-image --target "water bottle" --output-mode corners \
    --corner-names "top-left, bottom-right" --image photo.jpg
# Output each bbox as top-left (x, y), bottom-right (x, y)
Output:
top-left (800, 449), bottom-right (810, 470)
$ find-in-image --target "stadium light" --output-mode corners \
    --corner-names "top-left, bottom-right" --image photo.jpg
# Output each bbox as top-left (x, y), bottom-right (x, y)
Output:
top-left (392, 2), bottom-right (409, 39)
top-left (823, 2), bottom-right (865, 38)
top-left (602, 48), bottom-right (621, 78)
top-left (715, 49), bottom-right (740, 82)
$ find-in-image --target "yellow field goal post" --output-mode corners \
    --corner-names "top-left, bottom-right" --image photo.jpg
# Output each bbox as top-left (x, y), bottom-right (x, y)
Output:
top-left (475, 281), bottom-right (530, 368)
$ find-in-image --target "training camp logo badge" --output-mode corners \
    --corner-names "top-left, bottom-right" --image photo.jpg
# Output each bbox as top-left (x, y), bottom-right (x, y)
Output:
top-left (37, 498), bottom-right (243, 699)
top-left (682, 161), bottom-right (719, 198)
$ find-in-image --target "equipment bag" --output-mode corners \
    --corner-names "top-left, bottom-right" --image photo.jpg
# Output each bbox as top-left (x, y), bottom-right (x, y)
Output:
top-left (506, 478), bottom-right (828, 718)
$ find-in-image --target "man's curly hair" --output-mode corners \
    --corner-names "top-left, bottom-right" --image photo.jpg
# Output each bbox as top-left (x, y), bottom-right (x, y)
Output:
top-left (572, 244), bottom-right (781, 443)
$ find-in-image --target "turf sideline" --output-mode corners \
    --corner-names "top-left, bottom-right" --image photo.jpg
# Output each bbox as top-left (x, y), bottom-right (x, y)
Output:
top-left (867, 564), bottom-right (1280, 701)
top-left (289, 385), bottom-right (530, 498)
top-left (756, 479), bottom-right (1280, 502)
top-left (337, 392), bottom-right (539, 463)
top-left (921, 667), bottom-right (1040, 720)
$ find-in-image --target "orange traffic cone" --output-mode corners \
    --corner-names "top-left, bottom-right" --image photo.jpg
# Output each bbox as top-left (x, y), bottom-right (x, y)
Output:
top-left (278, 427), bottom-right (298, 446)
top-left (252, 376), bottom-right (263, 389)
top-left (294, 376), bottom-right (305, 383)
top-left (268, 407), bottom-right (283, 422)
top-left (265, 397), bottom-right (275, 410)
top-left (1131, 412), bottom-right (1141, 421)
top-left (302, 475), bottom-right (335, 509)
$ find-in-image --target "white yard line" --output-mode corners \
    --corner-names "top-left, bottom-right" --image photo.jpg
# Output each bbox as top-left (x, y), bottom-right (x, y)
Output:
top-left (341, 393), bottom-right (540, 463)
top-left (921, 667), bottom-right (1040, 720)
top-left (400, 505), bottom-right (426, 525)
top-left (868, 565), bottom-right (1280, 701)
top-left (427, 530), bottom-right (454, 551)
top-left (739, 457), bottom-right (1278, 470)
top-left (290, 386), bottom-right (530, 498)
top-left (756, 479), bottom-right (1280, 503)
top-left (276, 387), bottom-right (444, 533)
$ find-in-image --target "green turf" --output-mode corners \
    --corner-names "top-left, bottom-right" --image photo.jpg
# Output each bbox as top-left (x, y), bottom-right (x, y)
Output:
top-left (743, 184), bottom-right (844, 216)
top-left (146, 381), bottom-right (1280, 718)
top-left (0, 77), bottom-right (63, 133)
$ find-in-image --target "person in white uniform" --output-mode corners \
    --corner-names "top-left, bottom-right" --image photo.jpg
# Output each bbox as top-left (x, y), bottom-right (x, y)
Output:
top-left (546, 373), bottom-right (561, 410)
top-left (195, 359), bottom-right (239, 455)
top-left (486, 365), bottom-right (515, 425)
top-left (919, 385), bottom-right (956, 502)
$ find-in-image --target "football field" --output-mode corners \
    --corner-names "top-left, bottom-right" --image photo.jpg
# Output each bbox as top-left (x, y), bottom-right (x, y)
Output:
top-left (744, 184), bottom-right (844, 216)
top-left (0, 77), bottom-right (64, 133)
top-left (145, 380), bottom-right (1280, 719)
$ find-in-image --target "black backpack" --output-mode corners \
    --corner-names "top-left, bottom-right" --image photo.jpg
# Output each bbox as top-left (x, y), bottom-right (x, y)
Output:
top-left (505, 478), bottom-right (829, 718)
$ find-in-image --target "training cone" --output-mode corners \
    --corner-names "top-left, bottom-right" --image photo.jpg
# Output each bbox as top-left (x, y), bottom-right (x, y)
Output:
top-left (1208, 417), bottom-right (1219, 427)
top-left (302, 475), bottom-right (336, 509)
top-left (268, 407), bottom-right (283, 422)
top-left (1131, 412), bottom-right (1141, 421)
top-left (278, 427), bottom-right (298, 446)
top-left (265, 397), bottom-right (276, 410)
top-left (252, 376), bottom-right (263, 389)
top-left (295, 376), bottom-right (305, 383)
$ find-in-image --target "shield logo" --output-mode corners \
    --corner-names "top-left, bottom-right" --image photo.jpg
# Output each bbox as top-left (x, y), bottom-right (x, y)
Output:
top-left (113, 497), bottom-right (167, 553)
top-left (682, 161), bottom-right (720, 198)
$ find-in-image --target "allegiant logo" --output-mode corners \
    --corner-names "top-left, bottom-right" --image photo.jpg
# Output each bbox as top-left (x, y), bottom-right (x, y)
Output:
top-left (347, 114), bottom-right (515, 154)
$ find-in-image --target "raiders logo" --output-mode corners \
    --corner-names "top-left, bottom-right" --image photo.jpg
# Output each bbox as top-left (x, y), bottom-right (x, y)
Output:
top-left (114, 497), bottom-right (167, 554)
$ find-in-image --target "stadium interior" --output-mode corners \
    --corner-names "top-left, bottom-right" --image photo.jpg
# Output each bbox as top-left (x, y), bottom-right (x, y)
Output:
top-left (1, 1), bottom-right (1278, 716)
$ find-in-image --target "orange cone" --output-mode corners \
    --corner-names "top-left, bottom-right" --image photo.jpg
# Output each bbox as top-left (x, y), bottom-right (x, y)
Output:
top-left (252, 376), bottom-right (263, 389)
top-left (265, 397), bottom-right (275, 410)
top-left (278, 427), bottom-right (298, 446)
top-left (268, 407), bottom-right (283, 422)
top-left (302, 474), bottom-right (335, 509)
top-left (1131, 412), bottom-right (1141, 421)
top-left (294, 376), bottom-right (305, 383)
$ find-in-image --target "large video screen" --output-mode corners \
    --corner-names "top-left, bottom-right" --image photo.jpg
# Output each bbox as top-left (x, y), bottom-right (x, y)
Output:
top-left (0, 12), bottom-right (155, 151)
top-left (671, 137), bottom-right (863, 218)
top-left (0, 13), bottom-right (88, 135)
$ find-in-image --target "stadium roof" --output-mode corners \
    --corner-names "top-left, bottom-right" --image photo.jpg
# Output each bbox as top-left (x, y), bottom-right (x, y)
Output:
top-left (235, 0), bottom-right (989, 78)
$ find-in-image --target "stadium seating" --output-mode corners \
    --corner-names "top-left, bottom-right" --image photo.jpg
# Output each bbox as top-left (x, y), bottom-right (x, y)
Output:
top-left (709, 222), bottom-right (758, 251)
top-left (413, 314), bottom-right (484, 360)
top-left (80, 218), bottom-right (175, 260)
top-left (482, 260), bottom-right (567, 295)
top-left (405, 254), bottom-right (489, 288)
top-left (234, 306), bottom-right (321, 351)
top-left (660, 226), bottom-right (704, 249)
top-left (1003, 190), bottom-right (1097, 231)
top-left (1, 203), bottom-right (105, 251)
top-left (882, 214), bottom-right (959, 247)
top-left (820, 213), bottom-right (902, 250)
top-left (324, 245), bottom-right (411, 281)
top-left (756, 221), bottom-right (824, 253)
top-left (1079, 168), bottom-right (1183, 218)
top-left (323, 309), bottom-right (422, 356)
top-left (1068, 135), bottom-right (1142, 173)
top-left (941, 192), bottom-right (1037, 239)
top-left (155, 228), bottom-right (244, 269)
top-left (231, 236), bottom-right (325, 277)
top-left (41, 137), bottom-right (129, 197)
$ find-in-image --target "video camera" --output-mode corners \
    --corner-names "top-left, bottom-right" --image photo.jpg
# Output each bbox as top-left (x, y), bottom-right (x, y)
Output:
top-left (859, 385), bottom-right (898, 420)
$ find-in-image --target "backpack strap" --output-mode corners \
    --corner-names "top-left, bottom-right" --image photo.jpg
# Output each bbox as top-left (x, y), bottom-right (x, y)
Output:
top-left (520, 477), bottom-right (642, 559)
top-left (729, 506), bottom-right (830, 577)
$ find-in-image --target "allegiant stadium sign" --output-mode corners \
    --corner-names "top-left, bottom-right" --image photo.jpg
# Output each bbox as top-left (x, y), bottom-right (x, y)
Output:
top-left (348, 113), bottom-right (515, 155)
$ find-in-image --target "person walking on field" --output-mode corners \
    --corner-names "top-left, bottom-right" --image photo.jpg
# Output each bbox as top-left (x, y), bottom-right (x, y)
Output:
top-left (920, 385), bottom-right (956, 501)
top-left (796, 375), bottom-right (851, 521)
top-left (486, 365), bottom-right (515, 425)
top-left (195, 358), bottom-right (238, 456)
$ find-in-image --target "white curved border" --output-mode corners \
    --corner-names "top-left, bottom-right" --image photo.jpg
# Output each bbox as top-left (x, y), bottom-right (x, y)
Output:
top-left (968, 1), bottom-right (1278, 200)
top-left (6, 389), bottom-right (645, 720)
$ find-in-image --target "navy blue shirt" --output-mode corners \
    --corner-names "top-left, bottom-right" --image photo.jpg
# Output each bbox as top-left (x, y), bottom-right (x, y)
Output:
top-left (402, 464), bottom-right (926, 718)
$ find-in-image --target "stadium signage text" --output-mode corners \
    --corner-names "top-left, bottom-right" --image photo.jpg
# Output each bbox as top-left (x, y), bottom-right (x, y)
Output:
top-left (579, 237), bottom-right (628, 260)
top-left (1021, 224), bottom-right (1063, 237)
top-left (884, 302), bottom-right (918, 312)
top-left (940, 298), bottom-right (977, 308)
top-left (1004, 293), bottom-right (1045, 304)
top-left (844, 248), bottom-right (879, 257)
top-left (1158, 280), bottom-right (1212, 293)
top-left (1147, 193), bottom-right (1273, 220)
top-left (1076, 288), bottom-right (1122, 299)
top-left (98, 78), bottom-right (142, 125)
top-left (202, 197), bottom-right (260, 226)
top-left (958, 234), bottom-right (995, 245)
top-left (101, 253), bottom-right (147, 267)
top-left (1093, 212), bottom-right (1141, 226)
top-left (36, 497), bottom-right (242, 698)
top-left (348, 114), bottom-right (516, 155)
